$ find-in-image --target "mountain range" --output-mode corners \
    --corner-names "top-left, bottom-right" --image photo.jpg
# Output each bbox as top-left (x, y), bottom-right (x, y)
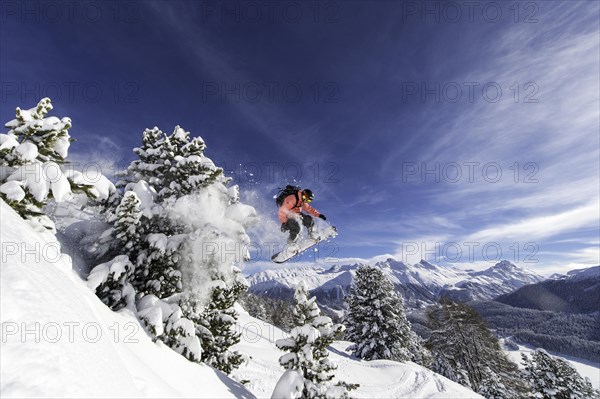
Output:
top-left (496, 266), bottom-right (600, 313)
top-left (247, 259), bottom-right (546, 311)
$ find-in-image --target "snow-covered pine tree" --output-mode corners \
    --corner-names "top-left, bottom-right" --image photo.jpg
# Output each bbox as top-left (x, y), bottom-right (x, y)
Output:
top-left (134, 225), bottom-right (186, 298)
top-left (426, 299), bottom-right (529, 398)
top-left (294, 280), bottom-right (344, 394)
top-left (87, 255), bottom-right (135, 311)
top-left (344, 265), bottom-right (414, 361)
top-left (274, 281), bottom-right (354, 399)
top-left (114, 191), bottom-right (142, 255)
top-left (406, 329), bottom-right (432, 368)
top-left (160, 128), bottom-right (223, 199)
top-left (162, 304), bottom-right (202, 362)
top-left (88, 193), bottom-right (185, 307)
top-left (120, 126), bottom-right (224, 201)
top-left (0, 98), bottom-right (113, 229)
top-left (238, 291), bottom-right (296, 332)
top-left (137, 294), bottom-right (202, 362)
top-left (195, 275), bottom-right (247, 374)
top-left (121, 127), bottom-right (166, 192)
top-left (521, 349), bottom-right (600, 399)
top-left (89, 124), bottom-right (256, 371)
top-left (478, 366), bottom-right (509, 399)
top-left (3, 98), bottom-right (69, 163)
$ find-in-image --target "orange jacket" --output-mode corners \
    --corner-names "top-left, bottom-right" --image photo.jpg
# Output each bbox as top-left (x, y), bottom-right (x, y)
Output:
top-left (278, 190), bottom-right (321, 223)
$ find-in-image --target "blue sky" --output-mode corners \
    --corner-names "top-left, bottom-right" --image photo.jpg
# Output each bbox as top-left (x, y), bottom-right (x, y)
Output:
top-left (1, 1), bottom-right (598, 275)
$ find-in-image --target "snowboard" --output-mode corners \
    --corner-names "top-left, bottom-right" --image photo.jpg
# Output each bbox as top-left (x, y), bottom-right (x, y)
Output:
top-left (271, 225), bottom-right (338, 264)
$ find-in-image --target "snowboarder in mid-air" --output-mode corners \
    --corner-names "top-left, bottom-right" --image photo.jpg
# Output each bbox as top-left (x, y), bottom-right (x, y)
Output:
top-left (277, 186), bottom-right (326, 244)
top-left (272, 185), bottom-right (337, 263)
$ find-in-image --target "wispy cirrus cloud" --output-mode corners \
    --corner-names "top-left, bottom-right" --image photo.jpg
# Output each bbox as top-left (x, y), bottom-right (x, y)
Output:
top-left (463, 201), bottom-right (599, 243)
top-left (374, 2), bottom-right (600, 274)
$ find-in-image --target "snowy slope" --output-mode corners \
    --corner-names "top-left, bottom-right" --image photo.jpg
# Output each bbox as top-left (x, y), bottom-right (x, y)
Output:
top-left (0, 200), bottom-right (254, 398)
top-left (232, 305), bottom-right (483, 399)
top-left (247, 258), bottom-right (545, 309)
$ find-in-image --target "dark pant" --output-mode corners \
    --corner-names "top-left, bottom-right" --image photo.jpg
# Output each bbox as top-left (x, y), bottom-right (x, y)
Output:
top-left (281, 214), bottom-right (314, 241)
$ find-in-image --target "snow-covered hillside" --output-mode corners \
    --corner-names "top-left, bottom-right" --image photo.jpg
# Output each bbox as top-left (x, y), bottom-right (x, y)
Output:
top-left (1, 198), bottom-right (487, 398)
top-left (0, 200), bottom-right (253, 398)
top-left (232, 305), bottom-right (483, 398)
top-left (247, 258), bottom-right (546, 309)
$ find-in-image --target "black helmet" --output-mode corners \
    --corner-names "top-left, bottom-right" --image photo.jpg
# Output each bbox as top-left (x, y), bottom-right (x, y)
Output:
top-left (302, 189), bottom-right (314, 203)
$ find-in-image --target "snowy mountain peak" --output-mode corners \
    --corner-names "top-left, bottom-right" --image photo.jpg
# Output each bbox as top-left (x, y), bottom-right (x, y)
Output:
top-left (492, 260), bottom-right (519, 270)
top-left (470, 260), bottom-right (544, 283)
top-left (418, 259), bottom-right (439, 270)
top-left (375, 258), bottom-right (410, 272)
top-left (327, 263), bottom-right (363, 273)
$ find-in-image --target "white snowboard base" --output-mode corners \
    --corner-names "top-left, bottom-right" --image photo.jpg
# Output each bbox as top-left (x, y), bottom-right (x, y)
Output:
top-left (271, 225), bottom-right (338, 263)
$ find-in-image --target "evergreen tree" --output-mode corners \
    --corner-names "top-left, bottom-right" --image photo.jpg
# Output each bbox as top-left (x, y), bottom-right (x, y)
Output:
top-left (478, 366), bottom-right (509, 399)
top-left (114, 191), bottom-right (141, 255)
top-left (90, 124), bottom-right (256, 372)
top-left (121, 127), bottom-right (167, 192)
top-left (275, 281), bottom-right (354, 398)
top-left (162, 305), bottom-right (202, 362)
top-left (521, 349), bottom-right (600, 399)
top-left (137, 294), bottom-right (202, 363)
top-left (406, 329), bottom-right (432, 368)
top-left (4, 98), bottom-right (69, 163)
top-left (126, 206), bottom-right (200, 365)
top-left (0, 98), bottom-right (111, 229)
top-left (88, 255), bottom-right (135, 311)
top-left (120, 126), bottom-right (224, 201)
top-left (238, 291), bottom-right (295, 332)
top-left (344, 265), bottom-right (414, 361)
top-left (134, 227), bottom-right (186, 298)
top-left (426, 299), bottom-right (529, 398)
top-left (196, 276), bottom-right (247, 374)
top-left (160, 128), bottom-right (223, 199)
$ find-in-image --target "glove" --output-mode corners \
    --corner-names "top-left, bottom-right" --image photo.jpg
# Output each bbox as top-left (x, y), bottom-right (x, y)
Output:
top-left (319, 214), bottom-right (327, 221)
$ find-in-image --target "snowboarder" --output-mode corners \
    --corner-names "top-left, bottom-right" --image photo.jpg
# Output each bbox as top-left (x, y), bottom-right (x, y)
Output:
top-left (277, 187), bottom-right (326, 244)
